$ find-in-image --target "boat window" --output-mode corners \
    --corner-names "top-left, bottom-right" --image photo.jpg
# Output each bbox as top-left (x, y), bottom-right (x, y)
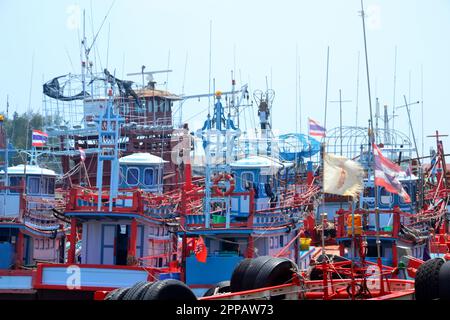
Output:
top-left (126, 168), bottom-right (139, 186)
top-left (241, 172), bottom-right (255, 190)
top-left (269, 237), bottom-right (274, 249)
top-left (41, 177), bottom-right (47, 195)
top-left (148, 100), bottom-right (153, 113)
top-left (9, 176), bottom-right (22, 194)
top-left (155, 169), bottom-right (159, 185)
top-left (144, 168), bottom-right (154, 186)
top-left (47, 178), bottom-right (55, 195)
top-left (27, 176), bottom-right (41, 195)
top-left (279, 235), bottom-right (284, 247)
top-left (379, 187), bottom-right (392, 205)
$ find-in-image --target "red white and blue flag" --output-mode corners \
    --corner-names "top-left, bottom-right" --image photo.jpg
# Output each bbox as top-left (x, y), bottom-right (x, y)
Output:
top-left (31, 130), bottom-right (48, 147)
top-left (308, 118), bottom-right (326, 137)
top-left (373, 143), bottom-right (411, 203)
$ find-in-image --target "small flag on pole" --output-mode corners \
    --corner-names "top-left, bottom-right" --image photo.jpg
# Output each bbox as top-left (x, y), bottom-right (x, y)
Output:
top-left (31, 130), bottom-right (48, 147)
top-left (373, 143), bottom-right (411, 203)
top-left (324, 153), bottom-right (364, 198)
top-left (194, 236), bottom-right (207, 263)
top-left (79, 147), bottom-right (86, 162)
top-left (308, 118), bottom-right (326, 137)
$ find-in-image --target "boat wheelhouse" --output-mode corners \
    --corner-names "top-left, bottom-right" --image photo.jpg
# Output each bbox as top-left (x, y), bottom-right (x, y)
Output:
top-left (0, 164), bottom-right (64, 269)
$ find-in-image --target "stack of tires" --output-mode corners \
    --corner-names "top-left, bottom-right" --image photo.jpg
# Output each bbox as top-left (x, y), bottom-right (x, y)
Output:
top-left (229, 256), bottom-right (297, 295)
top-left (104, 279), bottom-right (197, 300)
top-left (415, 258), bottom-right (450, 300)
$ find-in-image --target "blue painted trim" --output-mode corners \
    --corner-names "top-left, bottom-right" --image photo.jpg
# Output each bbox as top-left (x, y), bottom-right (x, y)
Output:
top-left (0, 224), bottom-right (25, 229)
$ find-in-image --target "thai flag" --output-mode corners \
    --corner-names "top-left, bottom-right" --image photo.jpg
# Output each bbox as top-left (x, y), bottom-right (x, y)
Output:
top-left (373, 143), bottom-right (411, 203)
top-left (31, 130), bottom-right (48, 147)
top-left (308, 118), bottom-right (326, 137)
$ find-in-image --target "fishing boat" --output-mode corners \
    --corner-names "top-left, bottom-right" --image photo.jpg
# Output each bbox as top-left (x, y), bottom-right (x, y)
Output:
top-left (177, 90), bottom-right (321, 296)
top-left (0, 120), bottom-right (66, 298)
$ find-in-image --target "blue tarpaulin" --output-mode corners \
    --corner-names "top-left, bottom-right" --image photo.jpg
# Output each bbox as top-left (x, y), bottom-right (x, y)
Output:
top-left (278, 133), bottom-right (320, 161)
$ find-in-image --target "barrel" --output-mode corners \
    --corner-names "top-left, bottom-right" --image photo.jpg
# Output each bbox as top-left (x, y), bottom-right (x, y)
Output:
top-left (347, 214), bottom-right (362, 236)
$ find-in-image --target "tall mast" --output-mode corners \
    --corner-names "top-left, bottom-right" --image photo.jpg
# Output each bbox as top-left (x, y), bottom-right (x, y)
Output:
top-left (360, 0), bottom-right (384, 293)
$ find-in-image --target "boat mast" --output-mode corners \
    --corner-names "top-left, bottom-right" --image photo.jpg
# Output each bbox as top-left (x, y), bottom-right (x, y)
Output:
top-left (360, 0), bottom-right (385, 293)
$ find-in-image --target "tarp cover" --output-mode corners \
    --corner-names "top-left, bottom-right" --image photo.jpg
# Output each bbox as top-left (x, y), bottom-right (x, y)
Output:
top-left (278, 133), bottom-right (320, 161)
top-left (43, 75), bottom-right (89, 101)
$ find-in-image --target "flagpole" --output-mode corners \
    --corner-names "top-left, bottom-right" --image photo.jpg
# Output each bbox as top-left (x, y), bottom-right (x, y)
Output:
top-left (360, 0), bottom-right (384, 294)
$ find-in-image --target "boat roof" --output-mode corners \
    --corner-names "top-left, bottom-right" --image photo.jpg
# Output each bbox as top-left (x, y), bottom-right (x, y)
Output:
top-left (119, 152), bottom-right (168, 165)
top-left (134, 88), bottom-right (181, 100)
top-left (0, 164), bottom-right (57, 176)
top-left (230, 156), bottom-right (289, 169)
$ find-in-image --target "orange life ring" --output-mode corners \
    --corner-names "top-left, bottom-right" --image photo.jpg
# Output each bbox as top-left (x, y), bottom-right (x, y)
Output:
top-left (212, 173), bottom-right (235, 197)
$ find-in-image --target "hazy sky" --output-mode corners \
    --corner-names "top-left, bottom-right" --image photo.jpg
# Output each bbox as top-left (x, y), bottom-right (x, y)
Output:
top-left (0, 0), bottom-right (449, 157)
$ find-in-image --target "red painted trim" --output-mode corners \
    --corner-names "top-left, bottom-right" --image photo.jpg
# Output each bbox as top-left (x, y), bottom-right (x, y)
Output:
top-left (368, 289), bottom-right (415, 300)
top-left (0, 270), bottom-right (33, 276)
top-left (67, 217), bottom-right (77, 264)
top-left (34, 284), bottom-right (129, 292)
top-left (36, 263), bottom-right (149, 271)
top-left (129, 218), bottom-right (137, 257)
top-left (16, 230), bottom-right (24, 267)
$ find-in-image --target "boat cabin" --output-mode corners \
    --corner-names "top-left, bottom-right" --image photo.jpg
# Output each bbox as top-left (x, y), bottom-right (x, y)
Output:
top-left (67, 152), bottom-right (175, 269)
top-left (119, 152), bottom-right (167, 194)
top-left (0, 164), bottom-right (63, 268)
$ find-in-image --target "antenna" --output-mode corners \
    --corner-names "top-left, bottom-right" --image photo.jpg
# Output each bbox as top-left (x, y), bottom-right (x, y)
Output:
top-left (329, 90), bottom-right (352, 156)
top-left (421, 64), bottom-right (424, 157)
top-left (396, 97), bottom-right (421, 164)
top-left (208, 20), bottom-right (212, 115)
top-left (295, 44), bottom-right (298, 133)
top-left (127, 68), bottom-right (172, 88)
top-left (355, 51), bottom-right (360, 127)
top-left (166, 50), bottom-right (171, 91)
top-left (392, 46), bottom-right (397, 131)
top-left (323, 46), bottom-right (330, 133)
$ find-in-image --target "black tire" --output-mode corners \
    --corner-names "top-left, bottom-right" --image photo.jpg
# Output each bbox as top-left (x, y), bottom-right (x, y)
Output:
top-left (230, 258), bottom-right (252, 292)
top-left (439, 260), bottom-right (450, 300)
top-left (122, 281), bottom-right (151, 300)
top-left (309, 266), bottom-right (325, 280)
top-left (415, 257), bottom-right (444, 300)
top-left (104, 288), bottom-right (122, 300)
top-left (142, 279), bottom-right (197, 301)
top-left (203, 280), bottom-right (231, 297)
top-left (315, 254), bottom-right (349, 264)
top-left (253, 258), bottom-right (296, 289)
top-left (240, 256), bottom-right (273, 291)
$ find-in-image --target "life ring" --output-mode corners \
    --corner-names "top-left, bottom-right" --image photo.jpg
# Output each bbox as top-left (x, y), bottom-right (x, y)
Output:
top-left (212, 173), bottom-right (235, 197)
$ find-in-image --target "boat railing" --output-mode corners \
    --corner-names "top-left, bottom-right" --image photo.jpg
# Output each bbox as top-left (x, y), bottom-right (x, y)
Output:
top-left (66, 186), bottom-right (179, 219)
top-left (335, 207), bottom-right (404, 239)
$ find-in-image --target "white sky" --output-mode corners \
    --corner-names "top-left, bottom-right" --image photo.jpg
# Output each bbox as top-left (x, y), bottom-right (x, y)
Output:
top-left (0, 0), bottom-right (449, 157)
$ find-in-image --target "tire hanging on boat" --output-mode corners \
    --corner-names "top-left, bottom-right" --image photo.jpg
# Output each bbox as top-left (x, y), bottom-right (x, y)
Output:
top-left (141, 279), bottom-right (197, 301)
top-left (415, 257), bottom-right (445, 300)
top-left (203, 280), bottom-right (231, 297)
